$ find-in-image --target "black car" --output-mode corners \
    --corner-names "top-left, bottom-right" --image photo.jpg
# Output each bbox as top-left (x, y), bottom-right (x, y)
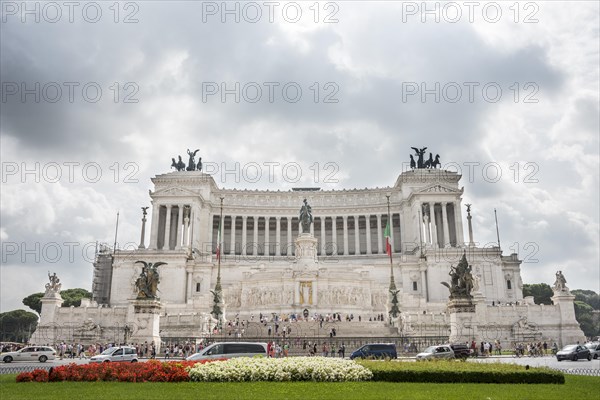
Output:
top-left (349, 343), bottom-right (397, 360)
top-left (447, 343), bottom-right (471, 359)
top-left (556, 344), bottom-right (591, 361)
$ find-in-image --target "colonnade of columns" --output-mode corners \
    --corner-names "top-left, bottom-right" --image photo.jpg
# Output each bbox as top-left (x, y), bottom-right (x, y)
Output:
top-left (210, 213), bottom-right (402, 257)
top-left (149, 204), bottom-right (193, 250)
top-left (420, 201), bottom-right (463, 248)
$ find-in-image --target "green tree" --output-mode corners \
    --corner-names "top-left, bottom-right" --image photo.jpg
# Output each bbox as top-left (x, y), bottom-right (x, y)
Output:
top-left (60, 288), bottom-right (92, 307)
top-left (522, 283), bottom-right (553, 305)
top-left (22, 288), bottom-right (92, 314)
top-left (0, 309), bottom-right (38, 342)
top-left (22, 292), bottom-right (44, 314)
top-left (572, 289), bottom-right (600, 310)
top-left (574, 301), bottom-right (599, 338)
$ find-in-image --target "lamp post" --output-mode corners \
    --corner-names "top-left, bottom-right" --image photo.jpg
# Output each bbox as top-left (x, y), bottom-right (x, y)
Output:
top-left (211, 197), bottom-right (224, 322)
top-left (386, 194), bottom-right (400, 319)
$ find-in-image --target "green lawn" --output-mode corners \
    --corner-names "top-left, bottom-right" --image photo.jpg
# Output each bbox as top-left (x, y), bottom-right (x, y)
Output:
top-left (0, 374), bottom-right (598, 400)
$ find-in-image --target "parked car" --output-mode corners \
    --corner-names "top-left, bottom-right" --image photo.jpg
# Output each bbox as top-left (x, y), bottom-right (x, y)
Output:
top-left (89, 346), bottom-right (138, 363)
top-left (556, 344), bottom-right (591, 361)
top-left (416, 345), bottom-right (455, 361)
top-left (349, 343), bottom-right (397, 360)
top-left (584, 342), bottom-right (600, 360)
top-left (186, 342), bottom-right (267, 361)
top-left (447, 343), bottom-right (471, 359)
top-left (1, 346), bottom-right (56, 363)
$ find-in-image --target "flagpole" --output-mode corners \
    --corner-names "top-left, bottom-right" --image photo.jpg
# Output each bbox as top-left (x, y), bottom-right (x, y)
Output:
top-left (494, 208), bottom-right (501, 251)
top-left (216, 197), bottom-right (223, 292)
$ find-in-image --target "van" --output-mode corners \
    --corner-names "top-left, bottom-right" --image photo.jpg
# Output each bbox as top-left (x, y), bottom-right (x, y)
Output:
top-left (89, 346), bottom-right (138, 363)
top-left (349, 343), bottom-right (397, 360)
top-left (186, 342), bottom-right (267, 361)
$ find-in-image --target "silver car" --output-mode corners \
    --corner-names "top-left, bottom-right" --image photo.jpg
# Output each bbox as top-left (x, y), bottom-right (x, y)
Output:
top-left (89, 346), bottom-right (138, 363)
top-left (584, 342), bottom-right (600, 360)
top-left (187, 342), bottom-right (267, 361)
top-left (1, 346), bottom-right (56, 363)
top-left (416, 345), bottom-right (455, 361)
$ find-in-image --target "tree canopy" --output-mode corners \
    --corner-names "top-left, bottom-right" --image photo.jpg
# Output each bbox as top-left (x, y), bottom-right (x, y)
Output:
top-left (522, 283), bottom-right (553, 305)
top-left (22, 288), bottom-right (92, 314)
top-left (0, 309), bottom-right (38, 342)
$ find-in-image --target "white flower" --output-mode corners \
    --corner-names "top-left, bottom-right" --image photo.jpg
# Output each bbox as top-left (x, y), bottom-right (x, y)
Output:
top-left (187, 357), bottom-right (373, 382)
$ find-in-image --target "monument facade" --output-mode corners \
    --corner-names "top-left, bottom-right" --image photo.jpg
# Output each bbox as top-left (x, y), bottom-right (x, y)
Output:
top-left (30, 149), bottom-right (585, 348)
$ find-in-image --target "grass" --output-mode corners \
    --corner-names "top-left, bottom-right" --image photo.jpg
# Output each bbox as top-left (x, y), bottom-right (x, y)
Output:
top-left (1, 374), bottom-right (598, 400)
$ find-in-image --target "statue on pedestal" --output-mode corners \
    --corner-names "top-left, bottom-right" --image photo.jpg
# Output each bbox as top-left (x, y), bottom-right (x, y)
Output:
top-left (134, 261), bottom-right (166, 299)
top-left (299, 199), bottom-right (313, 233)
top-left (45, 272), bottom-right (62, 294)
top-left (441, 252), bottom-right (474, 299)
top-left (553, 270), bottom-right (569, 293)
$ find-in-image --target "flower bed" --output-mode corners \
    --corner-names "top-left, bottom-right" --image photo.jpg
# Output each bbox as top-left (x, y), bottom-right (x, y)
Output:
top-left (16, 360), bottom-right (219, 383)
top-left (187, 357), bottom-right (373, 382)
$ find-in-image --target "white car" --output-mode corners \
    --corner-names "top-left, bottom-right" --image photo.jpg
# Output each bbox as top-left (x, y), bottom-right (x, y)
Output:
top-left (416, 345), bottom-right (455, 361)
top-left (187, 342), bottom-right (267, 361)
top-left (2, 346), bottom-right (56, 363)
top-left (89, 346), bottom-right (139, 363)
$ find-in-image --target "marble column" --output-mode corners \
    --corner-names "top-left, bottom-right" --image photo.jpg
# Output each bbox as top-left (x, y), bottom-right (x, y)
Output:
top-left (423, 213), bottom-right (431, 245)
top-left (354, 215), bottom-right (360, 254)
top-left (176, 205), bottom-right (184, 249)
top-left (186, 270), bottom-right (193, 303)
top-left (454, 201), bottom-right (464, 247)
top-left (183, 207), bottom-right (190, 249)
top-left (164, 205), bottom-right (172, 250)
top-left (230, 215), bottom-right (236, 255)
top-left (390, 214), bottom-right (396, 253)
top-left (420, 266), bottom-right (428, 301)
top-left (429, 202), bottom-right (438, 248)
top-left (376, 214), bottom-right (383, 254)
top-left (253, 216), bottom-right (258, 256)
top-left (264, 216), bottom-right (270, 256)
top-left (275, 216), bottom-right (281, 256)
top-left (242, 216), bottom-right (247, 255)
top-left (149, 203), bottom-right (160, 249)
top-left (343, 215), bottom-right (349, 255)
top-left (365, 215), bottom-right (372, 254)
top-left (442, 202), bottom-right (450, 248)
top-left (331, 216), bottom-right (338, 255)
top-left (320, 217), bottom-right (326, 255)
top-left (287, 217), bottom-right (292, 255)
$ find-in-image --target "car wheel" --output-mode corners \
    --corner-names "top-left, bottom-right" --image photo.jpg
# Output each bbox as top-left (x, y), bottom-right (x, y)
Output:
top-left (3, 356), bottom-right (12, 363)
top-left (39, 355), bottom-right (48, 363)
top-left (103, 360), bottom-right (111, 363)
top-left (131, 359), bottom-right (138, 363)
top-left (594, 354), bottom-right (598, 360)
top-left (557, 358), bottom-right (561, 362)
top-left (572, 355), bottom-right (578, 361)
top-left (587, 354), bottom-right (592, 361)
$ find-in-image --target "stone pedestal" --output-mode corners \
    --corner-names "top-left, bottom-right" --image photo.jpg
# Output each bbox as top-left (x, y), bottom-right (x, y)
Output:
top-left (128, 299), bottom-right (162, 349)
top-left (551, 291), bottom-right (586, 345)
top-left (448, 298), bottom-right (478, 343)
top-left (30, 291), bottom-right (64, 344)
top-left (295, 233), bottom-right (318, 265)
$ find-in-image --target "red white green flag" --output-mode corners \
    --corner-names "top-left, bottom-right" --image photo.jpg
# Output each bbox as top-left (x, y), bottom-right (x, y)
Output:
top-left (216, 220), bottom-right (222, 261)
top-left (384, 219), bottom-right (392, 257)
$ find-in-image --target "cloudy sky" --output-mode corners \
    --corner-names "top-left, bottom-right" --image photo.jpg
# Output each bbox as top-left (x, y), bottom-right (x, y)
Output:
top-left (1, 1), bottom-right (598, 313)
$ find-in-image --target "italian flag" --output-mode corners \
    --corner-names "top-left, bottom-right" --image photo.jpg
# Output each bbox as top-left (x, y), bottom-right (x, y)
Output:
top-left (216, 220), bottom-right (222, 261)
top-left (384, 219), bottom-right (392, 257)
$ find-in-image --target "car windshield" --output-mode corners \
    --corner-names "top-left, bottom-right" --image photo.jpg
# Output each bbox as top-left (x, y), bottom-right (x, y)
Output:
top-left (100, 348), bottom-right (117, 355)
top-left (562, 345), bottom-right (577, 351)
top-left (423, 346), bottom-right (436, 353)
